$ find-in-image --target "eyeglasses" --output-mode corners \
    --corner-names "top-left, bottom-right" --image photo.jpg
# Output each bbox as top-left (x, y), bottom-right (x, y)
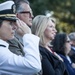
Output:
top-left (19, 11), bottom-right (33, 18)
top-left (66, 40), bottom-right (70, 43)
top-left (20, 11), bottom-right (31, 14)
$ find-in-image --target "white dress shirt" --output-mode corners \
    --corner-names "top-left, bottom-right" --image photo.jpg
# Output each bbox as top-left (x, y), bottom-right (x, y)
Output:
top-left (0, 34), bottom-right (41, 75)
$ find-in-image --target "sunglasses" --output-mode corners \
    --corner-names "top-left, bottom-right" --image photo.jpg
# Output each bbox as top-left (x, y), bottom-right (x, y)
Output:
top-left (20, 11), bottom-right (31, 14)
top-left (66, 40), bottom-right (70, 43)
top-left (19, 11), bottom-right (34, 18)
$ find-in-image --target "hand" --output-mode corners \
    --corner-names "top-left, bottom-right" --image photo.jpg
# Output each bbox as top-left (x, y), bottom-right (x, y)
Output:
top-left (16, 19), bottom-right (31, 36)
top-left (72, 63), bottom-right (75, 68)
top-left (54, 52), bottom-right (63, 62)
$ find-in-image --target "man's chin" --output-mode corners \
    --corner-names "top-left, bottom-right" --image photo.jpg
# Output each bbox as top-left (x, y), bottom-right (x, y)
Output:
top-left (10, 36), bottom-right (15, 40)
top-left (28, 24), bottom-right (32, 28)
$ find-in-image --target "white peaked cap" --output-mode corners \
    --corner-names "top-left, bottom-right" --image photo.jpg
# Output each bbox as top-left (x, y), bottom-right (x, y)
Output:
top-left (0, 1), bottom-right (17, 21)
top-left (0, 1), bottom-right (14, 11)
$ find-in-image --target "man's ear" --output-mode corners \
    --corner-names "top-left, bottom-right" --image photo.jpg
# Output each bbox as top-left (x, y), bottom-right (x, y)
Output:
top-left (16, 13), bottom-right (20, 18)
top-left (70, 41), bottom-right (74, 45)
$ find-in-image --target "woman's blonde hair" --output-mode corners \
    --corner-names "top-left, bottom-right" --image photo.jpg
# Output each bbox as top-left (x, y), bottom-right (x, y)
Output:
top-left (31, 15), bottom-right (56, 46)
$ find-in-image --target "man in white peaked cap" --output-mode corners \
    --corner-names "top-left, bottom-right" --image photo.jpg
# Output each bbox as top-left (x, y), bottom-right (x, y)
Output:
top-left (0, 1), bottom-right (41, 75)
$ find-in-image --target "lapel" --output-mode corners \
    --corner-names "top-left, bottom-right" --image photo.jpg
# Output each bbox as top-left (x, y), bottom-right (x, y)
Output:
top-left (14, 38), bottom-right (25, 56)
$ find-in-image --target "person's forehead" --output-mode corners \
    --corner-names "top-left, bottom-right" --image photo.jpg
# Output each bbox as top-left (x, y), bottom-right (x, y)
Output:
top-left (21, 3), bottom-right (31, 11)
top-left (48, 20), bottom-right (55, 26)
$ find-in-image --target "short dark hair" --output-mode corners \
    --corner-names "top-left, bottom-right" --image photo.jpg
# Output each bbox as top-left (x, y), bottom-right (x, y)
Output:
top-left (14, 0), bottom-right (29, 13)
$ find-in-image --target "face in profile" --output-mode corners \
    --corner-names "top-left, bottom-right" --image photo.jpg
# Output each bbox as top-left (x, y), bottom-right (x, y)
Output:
top-left (17, 3), bottom-right (33, 27)
top-left (44, 19), bottom-right (57, 41)
top-left (65, 36), bottom-right (71, 54)
top-left (0, 20), bottom-right (17, 41)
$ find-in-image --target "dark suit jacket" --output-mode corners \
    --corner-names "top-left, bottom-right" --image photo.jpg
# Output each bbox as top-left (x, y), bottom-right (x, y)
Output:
top-left (59, 54), bottom-right (75, 75)
top-left (39, 46), bottom-right (69, 75)
top-left (7, 37), bottom-right (25, 56)
top-left (69, 47), bottom-right (75, 63)
top-left (7, 38), bottom-right (42, 75)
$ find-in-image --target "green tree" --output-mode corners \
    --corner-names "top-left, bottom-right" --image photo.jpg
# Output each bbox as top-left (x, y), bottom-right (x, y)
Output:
top-left (1, 0), bottom-right (75, 33)
top-left (29, 0), bottom-right (75, 33)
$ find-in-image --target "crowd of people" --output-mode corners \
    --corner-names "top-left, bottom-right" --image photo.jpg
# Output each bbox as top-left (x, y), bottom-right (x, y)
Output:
top-left (0, 0), bottom-right (75, 75)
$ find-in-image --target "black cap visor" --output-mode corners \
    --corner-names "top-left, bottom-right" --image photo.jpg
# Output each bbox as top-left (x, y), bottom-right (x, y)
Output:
top-left (0, 16), bottom-right (17, 22)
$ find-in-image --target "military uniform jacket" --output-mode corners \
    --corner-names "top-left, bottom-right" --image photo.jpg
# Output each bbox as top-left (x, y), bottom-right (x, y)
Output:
top-left (0, 34), bottom-right (41, 75)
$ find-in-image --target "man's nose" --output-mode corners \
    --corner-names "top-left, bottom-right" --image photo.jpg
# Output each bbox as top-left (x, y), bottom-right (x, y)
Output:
top-left (12, 24), bottom-right (17, 30)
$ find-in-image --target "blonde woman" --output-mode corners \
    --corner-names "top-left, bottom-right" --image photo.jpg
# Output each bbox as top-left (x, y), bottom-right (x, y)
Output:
top-left (31, 15), bottom-right (69, 75)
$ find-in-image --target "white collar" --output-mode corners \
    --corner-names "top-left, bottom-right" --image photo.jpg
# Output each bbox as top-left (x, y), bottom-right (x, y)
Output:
top-left (0, 39), bottom-right (9, 48)
top-left (71, 46), bottom-right (75, 50)
top-left (66, 55), bottom-right (72, 63)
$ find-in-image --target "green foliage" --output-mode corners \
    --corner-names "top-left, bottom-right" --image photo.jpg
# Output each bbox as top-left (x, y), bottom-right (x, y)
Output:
top-left (29, 0), bottom-right (75, 33)
top-left (0, 0), bottom-right (6, 3)
top-left (1, 0), bottom-right (75, 33)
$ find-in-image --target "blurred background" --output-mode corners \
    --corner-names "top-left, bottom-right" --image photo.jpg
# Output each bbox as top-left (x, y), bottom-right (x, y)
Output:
top-left (0, 0), bottom-right (75, 33)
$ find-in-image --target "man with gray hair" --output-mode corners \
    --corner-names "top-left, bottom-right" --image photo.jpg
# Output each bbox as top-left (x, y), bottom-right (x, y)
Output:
top-left (15, 0), bottom-right (33, 27)
top-left (7, 0), bottom-right (34, 56)
top-left (69, 32), bottom-right (75, 63)
top-left (7, 0), bottom-right (42, 74)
